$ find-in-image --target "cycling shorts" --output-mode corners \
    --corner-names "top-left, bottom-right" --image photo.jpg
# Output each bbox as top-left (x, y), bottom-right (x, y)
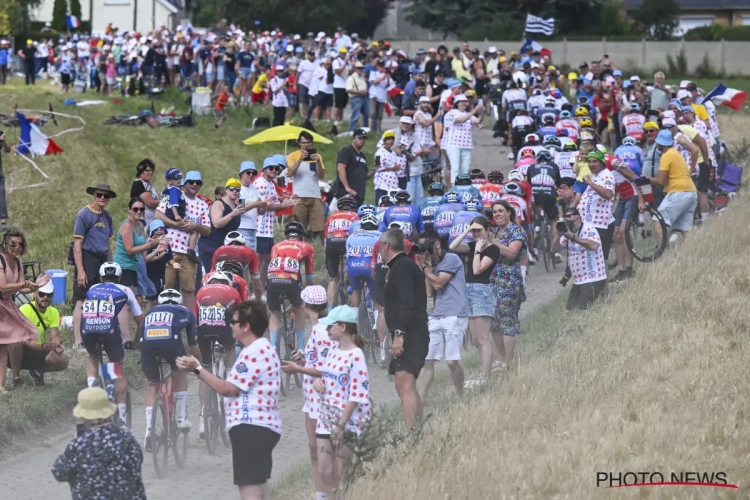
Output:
top-left (325, 240), bottom-right (347, 277)
top-left (197, 326), bottom-right (235, 368)
top-left (82, 331), bottom-right (125, 364)
top-left (140, 339), bottom-right (187, 383)
top-left (348, 269), bottom-right (374, 292)
top-left (266, 279), bottom-right (303, 313)
top-left (533, 193), bottom-right (559, 221)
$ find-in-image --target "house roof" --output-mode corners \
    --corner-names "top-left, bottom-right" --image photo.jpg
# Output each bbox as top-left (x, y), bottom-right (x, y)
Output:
top-left (156, 0), bottom-right (179, 13)
top-left (623, 0), bottom-right (750, 9)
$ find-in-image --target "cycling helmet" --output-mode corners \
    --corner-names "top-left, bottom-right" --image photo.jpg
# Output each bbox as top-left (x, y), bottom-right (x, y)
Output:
top-left (559, 110), bottom-right (572, 119)
top-left (205, 271), bottom-right (233, 287)
top-left (443, 191), bottom-right (461, 204)
top-left (543, 136), bottom-right (561, 148)
top-left (577, 96), bottom-right (589, 105)
top-left (394, 189), bottom-right (411, 203)
top-left (284, 221), bottom-right (306, 239)
top-left (360, 213), bottom-right (379, 229)
top-left (542, 113), bottom-right (556, 125)
top-left (503, 182), bottom-right (523, 196)
top-left (517, 108), bottom-right (529, 115)
top-left (337, 195), bottom-right (357, 212)
top-left (500, 69), bottom-right (512, 81)
top-left (215, 260), bottom-right (244, 278)
top-left (379, 195), bottom-right (394, 207)
top-left (550, 88), bottom-right (562, 98)
top-left (524, 133), bottom-right (540, 145)
top-left (556, 128), bottom-right (569, 137)
top-left (574, 106), bottom-right (589, 117)
top-left (487, 170), bottom-right (504, 184)
top-left (388, 221), bottom-right (407, 231)
top-left (508, 170), bottom-right (524, 182)
top-left (99, 261), bottom-right (122, 278)
top-left (535, 148), bottom-right (552, 161)
top-left (520, 148), bottom-right (536, 159)
top-left (561, 103), bottom-right (574, 112)
top-left (622, 136), bottom-right (638, 146)
top-left (579, 118), bottom-right (593, 128)
top-left (532, 88), bottom-right (543, 96)
top-left (596, 144), bottom-right (608, 154)
top-left (158, 288), bottom-right (183, 305)
top-left (629, 103), bottom-right (641, 112)
top-left (464, 198), bottom-right (482, 211)
top-left (470, 168), bottom-right (486, 180)
top-left (357, 204), bottom-right (377, 217)
top-left (224, 231), bottom-right (245, 246)
top-left (455, 173), bottom-right (472, 186)
top-left (428, 182), bottom-right (446, 195)
top-left (562, 142), bottom-right (578, 152)
top-left (544, 97), bottom-right (556, 106)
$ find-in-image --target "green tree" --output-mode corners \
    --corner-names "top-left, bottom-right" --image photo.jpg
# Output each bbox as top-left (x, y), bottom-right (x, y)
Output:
top-left (70, 0), bottom-right (82, 21)
top-left (51, 0), bottom-right (68, 32)
top-left (5, 0), bottom-right (42, 35)
top-left (635, 0), bottom-right (679, 40)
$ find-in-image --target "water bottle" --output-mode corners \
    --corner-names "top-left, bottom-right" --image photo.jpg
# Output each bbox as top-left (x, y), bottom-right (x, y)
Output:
top-left (106, 383), bottom-right (115, 402)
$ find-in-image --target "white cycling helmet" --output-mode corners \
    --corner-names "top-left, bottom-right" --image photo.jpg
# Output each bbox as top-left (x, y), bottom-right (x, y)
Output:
top-left (622, 136), bottom-right (638, 146)
top-left (158, 288), bottom-right (183, 305)
top-left (224, 231), bottom-right (245, 246)
top-left (508, 170), bottom-right (525, 182)
top-left (99, 261), bottom-right (122, 278)
top-left (360, 213), bottom-right (379, 229)
top-left (205, 271), bottom-right (233, 287)
top-left (389, 221), bottom-right (407, 231)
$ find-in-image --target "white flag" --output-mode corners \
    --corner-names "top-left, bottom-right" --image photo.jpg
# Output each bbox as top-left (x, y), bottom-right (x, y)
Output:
top-left (525, 14), bottom-right (555, 36)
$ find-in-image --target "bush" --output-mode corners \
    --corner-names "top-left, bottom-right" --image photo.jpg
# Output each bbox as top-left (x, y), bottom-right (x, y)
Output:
top-left (684, 23), bottom-right (750, 41)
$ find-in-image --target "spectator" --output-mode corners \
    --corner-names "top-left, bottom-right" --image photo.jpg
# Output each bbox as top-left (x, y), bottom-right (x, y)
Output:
top-left (52, 387), bottom-right (146, 500)
top-left (334, 129), bottom-right (371, 205)
top-left (114, 198), bottom-right (161, 296)
top-left (368, 59), bottom-right (389, 132)
top-left (198, 178), bottom-right (248, 274)
top-left (560, 207), bottom-right (607, 311)
top-left (0, 226), bottom-right (51, 391)
top-left (156, 171), bottom-right (211, 309)
top-left (395, 116), bottom-right (428, 208)
top-left (18, 39), bottom-right (36, 85)
top-left (641, 122), bottom-right (664, 206)
top-left (346, 61), bottom-right (369, 132)
top-left (144, 220), bottom-right (178, 308)
top-left (270, 64), bottom-right (289, 126)
top-left (442, 94), bottom-right (484, 185)
top-left (647, 130), bottom-right (698, 243)
top-left (0, 130), bottom-right (10, 232)
top-left (72, 184), bottom-right (116, 349)
top-left (237, 162), bottom-right (266, 252)
top-left (17, 281), bottom-right (70, 385)
top-left (297, 51), bottom-right (317, 120)
top-left (129, 159), bottom-right (160, 226)
top-left (378, 228), bottom-right (429, 428)
top-left (649, 71), bottom-right (671, 112)
top-left (332, 47), bottom-right (350, 123)
top-left (0, 40), bottom-right (9, 85)
top-left (417, 230), bottom-right (468, 403)
top-left (287, 131), bottom-right (326, 240)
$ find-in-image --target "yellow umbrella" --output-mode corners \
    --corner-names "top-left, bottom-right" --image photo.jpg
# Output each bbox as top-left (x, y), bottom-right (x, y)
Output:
top-left (243, 124), bottom-right (333, 148)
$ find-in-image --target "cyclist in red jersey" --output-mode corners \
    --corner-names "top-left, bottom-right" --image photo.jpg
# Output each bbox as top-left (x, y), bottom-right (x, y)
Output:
top-left (202, 261), bottom-right (251, 301)
top-left (324, 195), bottom-right (359, 310)
top-left (267, 221), bottom-right (315, 353)
top-left (211, 231), bottom-right (263, 299)
top-left (480, 170), bottom-right (505, 214)
top-left (194, 271), bottom-right (241, 439)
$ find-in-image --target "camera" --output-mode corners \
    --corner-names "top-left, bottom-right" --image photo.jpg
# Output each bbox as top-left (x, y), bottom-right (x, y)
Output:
top-left (556, 221), bottom-right (568, 234)
top-left (412, 238), bottom-right (436, 254)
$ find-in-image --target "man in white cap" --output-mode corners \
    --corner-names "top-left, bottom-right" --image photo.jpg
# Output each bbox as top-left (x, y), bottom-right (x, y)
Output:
top-left (486, 46), bottom-right (500, 86)
top-left (395, 115), bottom-right (427, 207)
top-left (17, 281), bottom-right (70, 385)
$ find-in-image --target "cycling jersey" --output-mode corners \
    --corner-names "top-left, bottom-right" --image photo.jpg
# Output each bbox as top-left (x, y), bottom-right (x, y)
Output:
top-left (375, 207), bottom-right (387, 224)
top-left (141, 304), bottom-right (197, 346)
top-left (324, 211), bottom-right (359, 243)
top-left (537, 125), bottom-right (557, 136)
top-left (501, 194), bottom-right (529, 224)
top-left (451, 185), bottom-right (481, 204)
top-left (614, 145), bottom-right (644, 177)
top-left (81, 282), bottom-right (142, 337)
top-left (621, 113), bottom-right (645, 140)
top-left (202, 273), bottom-right (250, 301)
top-left (554, 151), bottom-right (578, 181)
top-left (211, 244), bottom-right (260, 279)
top-left (527, 94), bottom-right (546, 113)
top-left (502, 89), bottom-right (527, 112)
top-left (535, 107), bottom-right (560, 121)
top-left (419, 196), bottom-right (443, 227)
top-left (511, 115), bottom-right (534, 129)
top-left (378, 205), bottom-right (424, 241)
top-left (501, 180), bottom-right (534, 223)
top-left (433, 202), bottom-right (465, 240)
top-left (346, 229), bottom-right (380, 290)
top-left (448, 210), bottom-right (480, 245)
top-left (526, 161), bottom-right (562, 197)
top-left (556, 119), bottom-right (580, 142)
top-left (194, 283), bottom-right (240, 333)
top-left (605, 154), bottom-right (637, 199)
top-left (516, 144), bottom-right (545, 162)
top-left (267, 239), bottom-right (315, 283)
top-left (471, 179), bottom-right (487, 189)
top-left (479, 183), bottom-right (503, 208)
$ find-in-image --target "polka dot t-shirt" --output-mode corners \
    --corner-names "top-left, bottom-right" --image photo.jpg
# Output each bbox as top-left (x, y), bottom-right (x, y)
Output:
top-left (374, 147), bottom-right (400, 192)
top-left (157, 195), bottom-right (210, 254)
top-left (577, 169), bottom-right (615, 229)
top-left (224, 337), bottom-right (282, 435)
top-left (254, 177), bottom-right (280, 238)
top-left (302, 324), bottom-right (338, 420)
top-left (316, 347), bottom-right (371, 436)
top-left (443, 109), bottom-right (479, 149)
top-left (560, 224), bottom-right (606, 284)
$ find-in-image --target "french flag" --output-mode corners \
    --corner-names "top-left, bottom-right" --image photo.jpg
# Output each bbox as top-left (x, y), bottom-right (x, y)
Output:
top-left (703, 83), bottom-right (748, 111)
top-left (16, 111), bottom-right (63, 156)
top-left (100, 362), bottom-right (122, 383)
top-left (520, 36), bottom-right (552, 58)
top-left (66, 15), bottom-right (81, 29)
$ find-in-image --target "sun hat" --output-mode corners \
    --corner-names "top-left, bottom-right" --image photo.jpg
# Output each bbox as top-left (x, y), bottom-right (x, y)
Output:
top-left (273, 154), bottom-right (288, 167)
top-left (85, 183), bottom-right (117, 198)
top-left (38, 281), bottom-right (54, 295)
top-left (488, 46), bottom-right (497, 54)
top-left (149, 219), bottom-right (165, 236)
top-left (182, 171), bottom-right (202, 186)
top-left (681, 105), bottom-right (695, 114)
top-left (585, 150), bottom-right (606, 163)
top-left (656, 130), bottom-right (674, 146)
top-left (676, 89), bottom-right (691, 100)
top-left (262, 157), bottom-right (276, 170)
top-left (662, 117), bottom-right (677, 127)
top-left (239, 161), bottom-right (257, 174)
top-left (73, 387), bottom-right (117, 420)
top-left (318, 305), bottom-right (358, 326)
top-left (399, 116), bottom-right (414, 124)
top-left (419, 95), bottom-right (431, 103)
top-left (454, 94), bottom-right (468, 103)
top-left (226, 178), bottom-right (241, 189)
top-left (165, 167), bottom-right (182, 180)
top-left (300, 285), bottom-right (327, 305)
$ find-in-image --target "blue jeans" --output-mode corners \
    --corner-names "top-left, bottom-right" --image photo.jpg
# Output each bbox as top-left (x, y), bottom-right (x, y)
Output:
top-left (237, 228), bottom-right (257, 252)
top-left (349, 96), bottom-right (368, 132)
top-left (406, 175), bottom-right (424, 210)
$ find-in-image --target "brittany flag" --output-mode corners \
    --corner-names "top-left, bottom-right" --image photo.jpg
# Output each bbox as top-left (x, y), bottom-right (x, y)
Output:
top-left (16, 111), bottom-right (63, 156)
top-left (66, 15), bottom-right (81, 29)
top-left (703, 83), bottom-right (748, 111)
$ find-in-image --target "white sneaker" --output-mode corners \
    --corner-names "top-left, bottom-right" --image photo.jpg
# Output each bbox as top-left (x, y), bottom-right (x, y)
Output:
top-left (528, 252), bottom-right (536, 263)
top-left (506, 151), bottom-right (514, 160)
top-left (198, 417), bottom-right (205, 439)
top-left (176, 418), bottom-right (192, 430)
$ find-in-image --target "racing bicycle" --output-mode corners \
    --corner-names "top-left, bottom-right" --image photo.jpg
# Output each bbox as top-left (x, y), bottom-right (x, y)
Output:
top-left (533, 211), bottom-right (555, 273)
top-left (201, 335), bottom-right (231, 455)
top-left (93, 338), bottom-right (132, 429)
top-left (150, 353), bottom-right (189, 479)
top-left (355, 277), bottom-right (379, 366)
top-left (276, 291), bottom-right (302, 396)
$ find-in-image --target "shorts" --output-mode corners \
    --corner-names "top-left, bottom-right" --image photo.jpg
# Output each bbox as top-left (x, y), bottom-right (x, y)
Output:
top-left (7, 345), bottom-right (47, 371)
top-left (426, 316), bottom-right (467, 361)
top-left (82, 332), bottom-right (125, 364)
top-left (475, 78), bottom-right (490, 97)
top-left (349, 270), bottom-right (374, 291)
top-left (566, 279), bottom-right (607, 311)
top-left (325, 240), bottom-right (347, 277)
top-left (213, 108), bottom-right (226, 118)
top-left (491, 294), bottom-right (522, 336)
top-left (106, 76), bottom-right (115, 86)
top-left (239, 67), bottom-right (253, 79)
top-left (73, 250), bottom-right (108, 301)
top-left (140, 340), bottom-right (187, 383)
top-left (595, 223), bottom-right (615, 261)
top-left (533, 193), bottom-right (559, 221)
top-left (165, 253), bottom-right (197, 294)
top-left (334, 88), bottom-right (348, 109)
top-left (251, 91), bottom-right (266, 104)
top-left (229, 424), bottom-right (281, 486)
top-left (695, 162), bottom-right (715, 193)
top-left (287, 92), bottom-right (298, 107)
top-left (658, 191), bottom-right (698, 232)
top-left (237, 228), bottom-right (257, 252)
top-left (316, 92), bottom-right (333, 109)
top-left (370, 99), bottom-right (385, 119)
top-left (389, 334), bottom-right (429, 377)
top-left (266, 279), bottom-right (303, 313)
top-left (373, 264), bottom-right (387, 306)
top-left (292, 198), bottom-right (325, 233)
top-left (466, 283), bottom-right (495, 318)
top-left (61, 73), bottom-right (71, 85)
top-left (298, 84), bottom-right (310, 105)
top-left (257, 237), bottom-right (274, 254)
top-left (197, 327), bottom-right (236, 367)
top-left (613, 196), bottom-right (638, 227)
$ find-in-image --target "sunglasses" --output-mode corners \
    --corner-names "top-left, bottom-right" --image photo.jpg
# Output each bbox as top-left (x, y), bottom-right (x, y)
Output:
top-left (131, 206), bottom-right (145, 213)
top-left (242, 170), bottom-right (258, 176)
top-left (9, 241), bottom-right (22, 249)
top-left (37, 291), bottom-right (53, 298)
top-left (94, 192), bottom-right (111, 199)
top-left (265, 167), bottom-right (281, 172)
top-left (186, 180), bottom-right (203, 186)
top-left (227, 187), bottom-right (241, 193)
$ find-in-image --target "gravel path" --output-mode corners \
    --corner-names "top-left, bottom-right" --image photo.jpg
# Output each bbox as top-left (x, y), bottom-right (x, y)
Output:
top-left (0, 123), bottom-right (566, 499)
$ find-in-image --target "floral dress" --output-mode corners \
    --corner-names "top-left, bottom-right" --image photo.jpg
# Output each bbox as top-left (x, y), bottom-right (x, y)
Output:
top-left (489, 223), bottom-right (527, 336)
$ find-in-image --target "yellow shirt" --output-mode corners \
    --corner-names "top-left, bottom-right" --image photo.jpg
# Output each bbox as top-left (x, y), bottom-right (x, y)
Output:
top-left (677, 125), bottom-right (704, 164)
top-left (287, 150), bottom-right (326, 170)
top-left (691, 103), bottom-right (709, 122)
top-left (575, 160), bottom-right (591, 181)
top-left (252, 73), bottom-right (268, 94)
top-left (659, 148), bottom-right (697, 193)
top-left (19, 301), bottom-right (60, 344)
top-left (452, 58), bottom-right (471, 82)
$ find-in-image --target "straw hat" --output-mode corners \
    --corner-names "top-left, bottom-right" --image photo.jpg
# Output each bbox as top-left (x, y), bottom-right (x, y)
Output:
top-left (73, 387), bottom-right (117, 420)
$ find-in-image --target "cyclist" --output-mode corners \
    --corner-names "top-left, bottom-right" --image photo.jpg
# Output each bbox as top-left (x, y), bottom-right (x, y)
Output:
top-left (212, 260), bottom-right (251, 300)
top-left (501, 79), bottom-right (528, 131)
top-left (526, 147), bottom-right (563, 263)
top-left (267, 221), bottom-right (315, 350)
top-left (614, 136), bottom-right (645, 177)
top-left (470, 169), bottom-right (487, 188)
top-left (448, 197), bottom-right (482, 246)
top-left (501, 182), bottom-right (529, 226)
top-left (81, 261), bottom-right (143, 426)
top-left (451, 173), bottom-right (481, 204)
top-left (556, 142), bottom-right (579, 187)
top-left (433, 191), bottom-right (465, 246)
top-left (324, 195), bottom-right (359, 311)
top-left (480, 171), bottom-right (504, 213)
top-left (378, 190), bottom-right (424, 241)
top-left (543, 135), bottom-right (563, 154)
top-left (194, 270), bottom-right (240, 439)
top-left (556, 110), bottom-right (580, 143)
top-left (579, 117), bottom-right (597, 145)
top-left (210, 231), bottom-right (262, 299)
top-left (376, 194), bottom-right (393, 224)
top-left (140, 288), bottom-right (200, 450)
top-left (346, 213), bottom-right (381, 307)
top-left (348, 204), bottom-right (377, 235)
top-left (536, 96), bottom-right (560, 123)
top-left (537, 113), bottom-right (558, 137)
top-left (621, 103), bottom-right (646, 142)
top-left (517, 133), bottom-right (545, 162)
top-left (527, 88), bottom-right (546, 116)
top-left (510, 108), bottom-right (534, 158)
top-left (419, 182), bottom-right (446, 230)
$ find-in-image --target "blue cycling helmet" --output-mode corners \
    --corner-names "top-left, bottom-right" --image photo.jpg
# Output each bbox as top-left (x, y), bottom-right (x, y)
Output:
top-left (443, 191), bottom-right (461, 204)
top-left (536, 148), bottom-right (552, 161)
top-left (629, 102), bottom-right (641, 112)
top-left (357, 204), bottom-right (377, 217)
top-left (428, 182), bottom-right (446, 195)
top-left (464, 198), bottom-right (482, 211)
top-left (559, 110), bottom-right (572, 119)
top-left (455, 173), bottom-right (472, 186)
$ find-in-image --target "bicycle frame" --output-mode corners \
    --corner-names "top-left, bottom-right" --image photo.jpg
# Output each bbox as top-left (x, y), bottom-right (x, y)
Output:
top-left (156, 357), bottom-right (176, 436)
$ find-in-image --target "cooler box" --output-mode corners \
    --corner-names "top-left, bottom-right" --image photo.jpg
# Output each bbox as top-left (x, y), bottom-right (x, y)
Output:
top-left (45, 269), bottom-right (68, 304)
top-left (192, 87), bottom-right (212, 116)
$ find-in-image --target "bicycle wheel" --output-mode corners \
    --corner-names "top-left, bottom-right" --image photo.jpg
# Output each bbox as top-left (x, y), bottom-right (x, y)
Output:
top-left (214, 356), bottom-right (231, 448)
top-left (151, 395), bottom-right (170, 479)
top-left (537, 223), bottom-right (550, 273)
top-left (546, 225), bottom-right (556, 270)
top-left (384, 334), bottom-right (394, 382)
top-left (626, 205), bottom-right (668, 263)
top-left (357, 284), bottom-right (376, 365)
top-left (172, 408), bottom-right (189, 468)
top-left (204, 385), bottom-right (219, 455)
top-left (275, 326), bottom-right (288, 397)
top-left (125, 388), bottom-right (132, 429)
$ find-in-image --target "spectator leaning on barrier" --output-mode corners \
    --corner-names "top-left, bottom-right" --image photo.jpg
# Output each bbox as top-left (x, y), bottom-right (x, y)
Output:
top-left (72, 184), bottom-right (115, 349)
top-left (560, 207), bottom-right (607, 311)
top-left (287, 131), bottom-right (326, 240)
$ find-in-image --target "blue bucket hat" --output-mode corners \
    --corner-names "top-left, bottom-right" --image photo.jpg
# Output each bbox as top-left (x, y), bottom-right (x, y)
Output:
top-left (612, 69), bottom-right (622, 77)
top-left (273, 154), bottom-right (288, 167)
top-left (181, 171), bottom-right (203, 185)
top-left (239, 161), bottom-right (257, 174)
top-left (149, 219), bottom-right (166, 236)
top-left (262, 157), bottom-right (276, 170)
top-left (655, 130), bottom-right (674, 147)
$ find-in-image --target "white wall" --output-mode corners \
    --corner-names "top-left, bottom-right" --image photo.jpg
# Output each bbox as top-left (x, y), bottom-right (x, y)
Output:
top-left (30, 0), bottom-right (173, 33)
top-left (30, 0), bottom-right (92, 24)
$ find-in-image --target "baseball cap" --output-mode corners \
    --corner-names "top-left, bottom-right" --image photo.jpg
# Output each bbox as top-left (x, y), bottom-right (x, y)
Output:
top-left (38, 281), bottom-right (54, 295)
top-left (686, 82), bottom-right (698, 91)
top-left (655, 130), bottom-right (674, 146)
top-left (454, 94), bottom-right (468, 102)
top-left (630, 75), bottom-right (641, 81)
top-left (353, 128), bottom-right (369, 139)
top-left (165, 167), bottom-right (182, 180)
top-left (612, 69), bottom-right (622, 77)
top-left (275, 64), bottom-right (284, 70)
top-left (419, 95), bottom-right (431, 103)
top-left (295, 46), bottom-right (303, 53)
top-left (662, 118), bottom-right (677, 127)
top-left (643, 121), bottom-right (659, 130)
top-left (318, 305), bottom-right (358, 326)
top-left (680, 80), bottom-right (693, 88)
top-left (399, 116), bottom-right (414, 124)
top-left (182, 171), bottom-right (202, 185)
top-left (300, 285), bottom-right (327, 305)
top-left (579, 61), bottom-right (588, 68)
top-left (677, 89), bottom-right (690, 100)
top-left (488, 46), bottom-right (497, 54)
top-left (339, 47), bottom-right (347, 53)
top-left (226, 178), bottom-right (241, 188)
top-left (354, 61), bottom-right (364, 68)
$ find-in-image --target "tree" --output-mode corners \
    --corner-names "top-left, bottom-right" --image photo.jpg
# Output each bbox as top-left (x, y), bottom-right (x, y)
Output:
top-left (635, 0), bottom-right (679, 40)
top-left (70, 0), bottom-right (82, 21)
top-left (52, 0), bottom-right (67, 32)
top-left (347, 0), bottom-right (388, 38)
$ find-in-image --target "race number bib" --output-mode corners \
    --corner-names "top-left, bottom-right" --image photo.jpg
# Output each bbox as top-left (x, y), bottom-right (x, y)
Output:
top-left (198, 305), bottom-right (226, 327)
top-left (328, 218), bottom-right (351, 233)
top-left (82, 299), bottom-right (115, 318)
top-left (481, 190), bottom-right (500, 204)
top-left (449, 223), bottom-right (470, 238)
top-left (270, 256), bottom-right (300, 274)
top-left (422, 205), bottom-right (439, 217)
top-left (397, 221), bottom-right (413, 235)
top-left (435, 211), bottom-right (455, 225)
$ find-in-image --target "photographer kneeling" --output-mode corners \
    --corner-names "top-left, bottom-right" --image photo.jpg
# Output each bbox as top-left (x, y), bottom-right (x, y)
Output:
top-left (554, 208), bottom-right (607, 311)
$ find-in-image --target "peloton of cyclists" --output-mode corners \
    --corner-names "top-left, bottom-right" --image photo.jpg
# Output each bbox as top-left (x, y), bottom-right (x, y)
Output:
top-left (378, 190), bottom-right (424, 241)
top-left (419, 182), bottom-right (446, 230)
top-left (324, 195), bottom-right (359, 311)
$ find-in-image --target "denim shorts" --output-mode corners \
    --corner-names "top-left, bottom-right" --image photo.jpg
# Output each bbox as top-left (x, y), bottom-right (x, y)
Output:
top-left (613, 196), bottom-right (638, 227)
top-left (240, 67), bottom-right (253, 79)
top-left (237, 228), bottom-right (257, 252)
top-left (466, 283), bottom-right (495, 318)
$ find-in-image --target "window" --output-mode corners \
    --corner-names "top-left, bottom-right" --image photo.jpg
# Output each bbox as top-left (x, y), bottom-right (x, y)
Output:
top-left (675, 15), bottom-right (715, 35)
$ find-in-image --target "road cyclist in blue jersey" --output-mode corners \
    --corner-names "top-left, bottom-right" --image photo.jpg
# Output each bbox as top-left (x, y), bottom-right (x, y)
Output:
top-left (433, 190), bottom-right (466, 246)
top-left (378, 190), bottom-right (425, 242)
top-left (451, 173), bottom-right (481, 204)
top-left (448, 197), bottom-right (483, 246)
top-left (419, 182), bottom-right (446, 230)
top-left (140, 288), bottom-right (201, 450)
top-left (346, 213), bottom-right (382, 307)
top-left (349, 204), bottom-right (378, 236)
top-left (81, 261), bottom-right (144, 426)
top-left (614, 136), bottom-right (645, 177)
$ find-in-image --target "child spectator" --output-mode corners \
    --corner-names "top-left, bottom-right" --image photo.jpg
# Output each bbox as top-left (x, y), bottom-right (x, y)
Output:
top-left (214, 89), bottom-right (229, 129)
top-left (161, 167), bottom-right (198, 262)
